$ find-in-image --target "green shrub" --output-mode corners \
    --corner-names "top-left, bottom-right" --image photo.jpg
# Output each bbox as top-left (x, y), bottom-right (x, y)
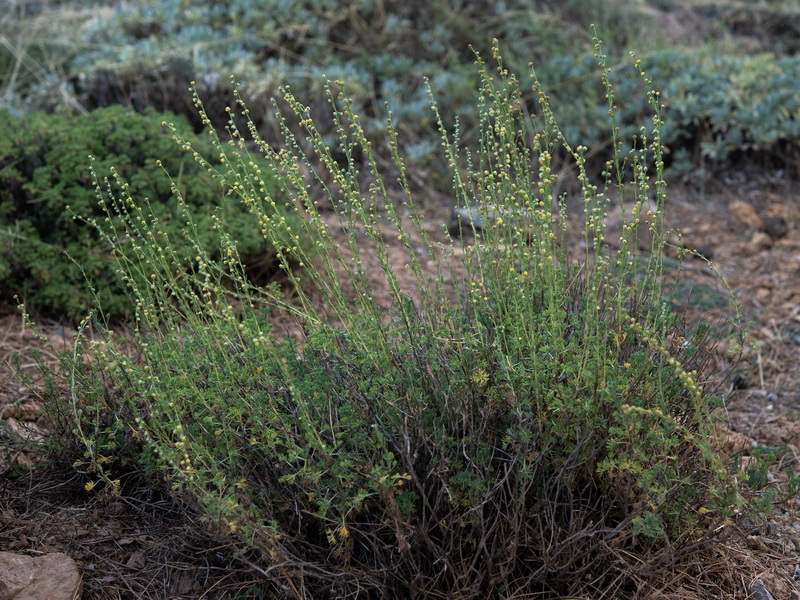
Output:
top-left (0, 0), bottom-right (104, 115)
top-left (663, 52), bottom-right (800, 172)
top-left (0, 104), bottom-right (296, 321)
top-left (30, 39), bottom-right (759, 598)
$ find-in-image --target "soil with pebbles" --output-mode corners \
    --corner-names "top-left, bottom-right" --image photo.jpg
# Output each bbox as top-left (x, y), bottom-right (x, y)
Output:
top-left (1, 174), bottom-right (800, 599)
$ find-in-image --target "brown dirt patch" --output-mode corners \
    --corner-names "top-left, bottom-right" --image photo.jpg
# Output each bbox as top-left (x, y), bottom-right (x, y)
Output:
top-left (2, 174), bottom-right (800, 598)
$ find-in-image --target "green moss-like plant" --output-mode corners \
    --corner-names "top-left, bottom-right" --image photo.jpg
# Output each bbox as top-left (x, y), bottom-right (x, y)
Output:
top-left (0, 104), bottom-right (295, 321)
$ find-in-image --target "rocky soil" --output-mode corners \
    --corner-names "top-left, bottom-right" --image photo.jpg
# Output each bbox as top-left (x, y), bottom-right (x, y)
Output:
top-left (1, 171), bottom-right (800, 598)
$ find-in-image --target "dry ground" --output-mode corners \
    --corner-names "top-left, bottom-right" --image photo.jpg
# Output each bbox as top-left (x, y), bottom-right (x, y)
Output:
top-left (1, 174), bottom-right (800, 599)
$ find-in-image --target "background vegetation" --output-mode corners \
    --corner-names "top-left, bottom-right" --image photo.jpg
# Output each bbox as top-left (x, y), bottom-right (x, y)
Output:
top-left (3, 1), bottom-right (799, 598)
top-left (3, 0), bottom-right (799, 318)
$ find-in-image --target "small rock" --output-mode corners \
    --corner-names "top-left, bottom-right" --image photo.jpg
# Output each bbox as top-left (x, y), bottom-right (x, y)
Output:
top-left (0, 552), bottom-right (82, 600)
top-left (447, 206), bottom-right (487, 238)
top-left (447, 205), bottom-right (534, 240)
top-left (730, 200), bottom-right (763, 230)
top-left (105, 501), bottom-right (126, 516)
top-left (765, 521), bottom-right (780, 536)
top-left (749, 580), bottom-right (775, 600)
top-left (125, 550), bottom-right (146, 570)
top-left (762, 216), bottom-right (789, 240)
top-left (746, 535), bottom-right (771, 552)
top-left (690, 244), bottom-right (715, 260)
top-left (731, 373), bottom-right (750, 390)
top-left (0, 400), bottom-right (42, 421)
top-left (748, 231), bottom-right (774, 252)
top-left (755, 286), bottom-right (772, 301)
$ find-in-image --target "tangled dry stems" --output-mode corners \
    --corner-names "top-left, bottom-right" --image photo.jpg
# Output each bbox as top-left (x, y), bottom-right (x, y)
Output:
top-left (0, 459), bottom-right (786, 600)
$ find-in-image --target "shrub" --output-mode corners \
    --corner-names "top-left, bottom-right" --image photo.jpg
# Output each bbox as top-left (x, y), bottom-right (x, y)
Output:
top-left (0, 104), bottom-right (297, 321)
top-left (662, 52), bottom-right (800, 174)
top-left (30, 38), bottom-right (757, 598)
top-left (66, 0), bottom-right (800, 177)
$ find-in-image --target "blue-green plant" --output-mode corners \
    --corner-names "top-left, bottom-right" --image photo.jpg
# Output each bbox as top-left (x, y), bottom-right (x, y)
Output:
top-left (58, 0), bottom-right (661, 161)
top-left (9, 1), bottom-right (800, 178)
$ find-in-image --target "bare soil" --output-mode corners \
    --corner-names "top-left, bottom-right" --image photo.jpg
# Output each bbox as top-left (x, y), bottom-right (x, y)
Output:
top-left (1, 172), bottom-right (800, 598)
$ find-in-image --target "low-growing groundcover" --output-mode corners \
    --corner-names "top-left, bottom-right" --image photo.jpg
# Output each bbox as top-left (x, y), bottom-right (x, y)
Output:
top-left (6, 0), bottom-right (800, 186)
top-left (23, 39), bottom-right (772, 599)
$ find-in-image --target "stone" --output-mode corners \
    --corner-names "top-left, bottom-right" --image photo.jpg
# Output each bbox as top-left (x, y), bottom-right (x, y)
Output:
top-left (730, 200), bottom-right (763, 230)
top-left (748, 231), bottom-right (774, 253)
top-left (447, 206), bottom-right (488, 238)
top-left (762, 216), bottom-right (789, 240)
top-left (446, 205), bottom-right (534, 240)
top-left (0, 552), bottom-right (82, 600)
top-left (688, 244), bottom-right (714, 260)
top-left (749, 579), bottom-right (775, 600)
